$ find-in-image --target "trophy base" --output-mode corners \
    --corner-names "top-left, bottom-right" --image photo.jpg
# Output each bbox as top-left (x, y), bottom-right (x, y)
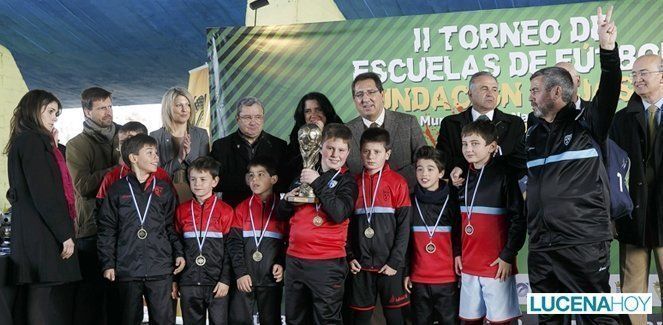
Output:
top-left (286, 195), bottom-right (318, 204)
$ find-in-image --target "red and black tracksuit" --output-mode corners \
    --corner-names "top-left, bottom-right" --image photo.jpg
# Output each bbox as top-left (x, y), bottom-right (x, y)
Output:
top-left (458, 161), bottom-right (525, 278)
top-left (174, 195), bottom-right (234, 325)
top-left (408, 182), bottom-right (460, 325)
top-left (348, 164), bottom-right (411, 324)
top-left (277, 167), bottom-right (358, 325)
top-left (227, 194), bottom-right (287, 325)
top-left (97, 174), bottom-right (183, 325)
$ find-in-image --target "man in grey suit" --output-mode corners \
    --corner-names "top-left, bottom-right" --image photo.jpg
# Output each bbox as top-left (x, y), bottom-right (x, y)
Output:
top-left (345, 72), bottom-right (426, 189)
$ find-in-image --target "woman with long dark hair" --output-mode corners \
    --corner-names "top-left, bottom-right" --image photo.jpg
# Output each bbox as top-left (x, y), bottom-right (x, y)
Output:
top-left (5, 90), bottom-right (81, 324)
top-left (283, 92), bottom-right (343, 186)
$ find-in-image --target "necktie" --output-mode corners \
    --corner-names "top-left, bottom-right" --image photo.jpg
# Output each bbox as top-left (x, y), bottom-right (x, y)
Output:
top-left (648, 105), bottom-right (658, 148)
top-left (476, 114), bottom-right (490, 122)
top-left (646, 105), bottom-right (658, 184)
top-left (369, 122), bottom-right (379, 128)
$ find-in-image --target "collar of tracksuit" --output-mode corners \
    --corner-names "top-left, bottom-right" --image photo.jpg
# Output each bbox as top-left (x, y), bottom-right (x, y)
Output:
top-left (414, 182), bottom-right (449, 204)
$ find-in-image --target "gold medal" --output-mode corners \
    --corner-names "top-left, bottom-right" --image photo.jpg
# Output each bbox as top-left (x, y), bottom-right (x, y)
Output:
top-left (137, 228), bottom-right (148, 239)
top-left (425, 242), bottom-right (436, 254)
top-left (364, 226), bottom-right (375, 238)
top-left (313, 215), bottom-right (324, 227)
top-left (195, 254), bottom-right (206, 266)
top-left (252, 250), bottom-right (263, 262)
top-left (465, 224), bottom-right (474, 235)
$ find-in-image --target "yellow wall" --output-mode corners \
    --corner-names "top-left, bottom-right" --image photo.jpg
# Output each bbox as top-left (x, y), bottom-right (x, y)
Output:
top-left (245, 0), bottom-right (345, 26)
top-left (0, 45), bottom-right (28, 210)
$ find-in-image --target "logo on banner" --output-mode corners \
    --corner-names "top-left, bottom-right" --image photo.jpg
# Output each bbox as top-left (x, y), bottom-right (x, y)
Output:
top-left (527, 293), bottom-right (652, 314)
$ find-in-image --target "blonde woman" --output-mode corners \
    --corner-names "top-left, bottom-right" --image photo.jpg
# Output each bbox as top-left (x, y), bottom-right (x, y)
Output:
top-left (150, 87), bottom-right (210, 200)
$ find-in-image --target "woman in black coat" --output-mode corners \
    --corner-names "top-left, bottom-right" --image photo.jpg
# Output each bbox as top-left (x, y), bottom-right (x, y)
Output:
top-left (283, 92), bottom-right (343, 186)
top-left (5, 90), bottom-right (81, 324)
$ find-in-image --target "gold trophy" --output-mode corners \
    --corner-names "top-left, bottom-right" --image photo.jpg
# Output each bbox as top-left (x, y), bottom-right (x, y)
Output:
top-left (286, 123), bottom-right (323, 203)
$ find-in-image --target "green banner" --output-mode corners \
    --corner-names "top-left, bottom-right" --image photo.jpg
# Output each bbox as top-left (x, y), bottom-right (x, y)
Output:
top-left (207, 0), bottom-right (663, 314)
top-left (207, 0), bottom-right (660, 143)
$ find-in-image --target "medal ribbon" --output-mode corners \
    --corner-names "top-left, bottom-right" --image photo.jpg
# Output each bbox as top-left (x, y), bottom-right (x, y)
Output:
top-left (464, 166), bottom-right (485, 226)
top-left (315, 168), bottom-right (342, 217)
top-left (249, 194), bottom-right (275, 250)
top-left (361, 168), bottom-right (383, 226)
top-left (414, 194), bottom-right (450, 240)
top-left (327, 169), bottom-right (342, 188)
top-left (189, 196), bottom-right (217, 255)
top-left (127, 176), bottom-right (156, 229)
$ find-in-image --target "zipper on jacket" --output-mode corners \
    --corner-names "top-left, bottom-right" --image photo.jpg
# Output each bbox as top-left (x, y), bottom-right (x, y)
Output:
top-left (538, 124), bottom-right (554, 247)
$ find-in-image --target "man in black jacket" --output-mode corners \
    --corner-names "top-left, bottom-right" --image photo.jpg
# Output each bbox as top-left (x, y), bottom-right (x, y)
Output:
top-left (436, 71), bottom-right (526, 183)
top-left (209, 97), bottom-right (287, 207)
top-left (610, 53), bottom-right (663, 325)
top-left (527, 62), bottom-right (587, 128)
top-left (526, 6), bottom-right (620, 324)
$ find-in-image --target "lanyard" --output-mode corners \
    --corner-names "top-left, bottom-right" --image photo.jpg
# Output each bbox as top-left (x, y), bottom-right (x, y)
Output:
top-left (361, 169), bottom-right (383, 225)
top-left (249, 195), bottom-right (275, 249)
top-left (127, 176), bottom-right (156, 228)
top-left (414, 195), bottom-right (449, 239)
top-left (189, 196), bottom-right (217, 254)
top-left (327, 169), bottom-right (342, 188)
top-left (464, 166), bottom-right (485, 224)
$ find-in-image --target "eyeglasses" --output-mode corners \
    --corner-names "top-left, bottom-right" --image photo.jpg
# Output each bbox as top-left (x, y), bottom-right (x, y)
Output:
top-left (238, 114), bottom-right (264, 122)
top-left (353, 89), bottom-right (381, 100)
top-left (631, 70), bottom-right (663, 79)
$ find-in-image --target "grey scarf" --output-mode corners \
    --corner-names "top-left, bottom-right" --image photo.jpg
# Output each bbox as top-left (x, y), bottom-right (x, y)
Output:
top-left (83, 117), bottom-right (116, 143)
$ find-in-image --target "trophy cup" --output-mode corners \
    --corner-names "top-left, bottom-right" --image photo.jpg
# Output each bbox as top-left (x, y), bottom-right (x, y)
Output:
top-left (0, 212), bottom-right (10, 255)
top-left (286, 123), bottom-right (323, 203)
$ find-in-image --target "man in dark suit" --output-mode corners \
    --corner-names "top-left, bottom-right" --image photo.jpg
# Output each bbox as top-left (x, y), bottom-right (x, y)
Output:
top-left (345, 72), bottom-right (426, 189)
top-left (209, 97), bottom-right (287, 207)
top-left (436, 71), bottom-right (526, 182)
top-left (610, 54), bottom-right (663, 325)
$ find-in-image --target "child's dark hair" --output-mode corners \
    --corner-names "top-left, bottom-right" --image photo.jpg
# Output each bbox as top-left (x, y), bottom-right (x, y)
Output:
top-left (188, 156), bottom-right (221, 178)
top-left (461, 120), bottom-right (498, 144)
top-left (414, 146), bottom-right (446, 172)
top-left (360, 127), bottom-right (391, 150)
top-left (247, 156), bottom-right (277, 176)
top-left (119, 121), bottom-right (148, 135)
top-left (121, 134), bottom-right (157, 166)
top-left (322, 123), bottom-right (353, 147)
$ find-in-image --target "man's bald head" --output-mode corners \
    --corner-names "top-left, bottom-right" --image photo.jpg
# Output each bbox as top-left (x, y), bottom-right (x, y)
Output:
top-left (555, 62), bottom-right (581, 91)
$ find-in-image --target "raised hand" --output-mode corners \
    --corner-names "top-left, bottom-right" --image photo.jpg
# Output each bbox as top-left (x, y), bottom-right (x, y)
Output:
top-left (597, 6), bottom-right (616, 50)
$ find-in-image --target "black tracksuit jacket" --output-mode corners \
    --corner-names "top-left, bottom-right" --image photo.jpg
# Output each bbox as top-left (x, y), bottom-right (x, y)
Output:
top-left (98, 174), bottom-right (183, 279)
top-left (526, 47), bottom-right (621, 250)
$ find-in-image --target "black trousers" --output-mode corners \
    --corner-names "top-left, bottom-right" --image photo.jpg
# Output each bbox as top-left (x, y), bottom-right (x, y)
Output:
top-left (528, 241), bottom-right (619, 325)
top-left (21, 282), bottom-right (76, 325)
top-left (180, 285), bottom-right (229, 325)
top-left (116, 276), bottom-right (174, 325)
top-left (229, 284), bottom-right (282, 325)
top-left (72, 235), bottom-right (112, 325)
top-left (285, 256), bottom-right (348, 325)
top-left (411, 282), bottom-right (459, 325)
